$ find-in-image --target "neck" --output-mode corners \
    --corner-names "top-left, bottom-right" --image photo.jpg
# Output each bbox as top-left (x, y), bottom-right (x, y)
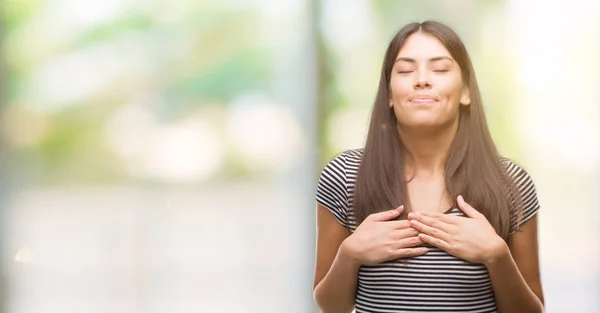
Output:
top-left (398, 119), bottom-right (459, 177)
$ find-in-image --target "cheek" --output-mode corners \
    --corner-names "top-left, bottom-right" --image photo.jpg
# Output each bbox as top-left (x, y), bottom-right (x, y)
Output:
top-left (389, 78), bottom-right (412, 99)
top-left (436, 82), bottom-right (464, 103)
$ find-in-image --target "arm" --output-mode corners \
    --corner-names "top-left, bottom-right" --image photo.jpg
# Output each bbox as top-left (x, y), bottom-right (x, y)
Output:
top-left (486, 215), bottom-right (545, 313)
top-left (313, 203), bottom-right (357, 313)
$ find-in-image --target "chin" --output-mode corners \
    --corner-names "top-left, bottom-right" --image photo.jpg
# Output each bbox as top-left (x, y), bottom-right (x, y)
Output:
top-left (401, 115), bottom-right (440, 127)
top-left (398, 117), bottom-right (454, 132)
top-left (411, 122), bottom-right (442, 131)
top-left (400, 110), bottom-right (458, 128)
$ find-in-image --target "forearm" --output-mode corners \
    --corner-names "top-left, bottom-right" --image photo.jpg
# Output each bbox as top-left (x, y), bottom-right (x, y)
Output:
top-left (313, 246), bottom-right (360, 313)
top-left (486, 244), bottom-right (544, 313)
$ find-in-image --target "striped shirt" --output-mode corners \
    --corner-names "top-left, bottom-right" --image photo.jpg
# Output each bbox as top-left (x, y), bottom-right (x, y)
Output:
top-left (316, 148), bottom-right (540, 313)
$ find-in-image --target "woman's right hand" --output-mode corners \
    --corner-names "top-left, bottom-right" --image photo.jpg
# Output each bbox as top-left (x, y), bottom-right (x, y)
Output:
top-left (340, 206), bottom-right (428, 266)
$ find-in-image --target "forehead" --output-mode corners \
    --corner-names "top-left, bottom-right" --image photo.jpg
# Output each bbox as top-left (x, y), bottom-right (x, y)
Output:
top-left (396, 32), bottom-right (450, 60)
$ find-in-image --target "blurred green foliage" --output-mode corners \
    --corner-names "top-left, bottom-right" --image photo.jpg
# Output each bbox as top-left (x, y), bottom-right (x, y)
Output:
top-left (1, 0), bottom-right (520, 185)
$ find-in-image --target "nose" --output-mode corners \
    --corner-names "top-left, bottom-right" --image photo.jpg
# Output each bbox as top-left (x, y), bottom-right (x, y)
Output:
top-left (414, 71), bottom-right (431, 89)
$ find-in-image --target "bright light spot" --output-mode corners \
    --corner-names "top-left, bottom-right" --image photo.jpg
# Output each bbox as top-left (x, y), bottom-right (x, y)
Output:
top-left (14, 247), bottom-right (33, 264)
top-left (256, 0), bottom-right (303, 22)
top-left (322, 0), bottom-right (373, 50)
top-left (50, 0), bottom-right (121, 30)
top-left (228, 94), bottom-right (305, 171)
top-left (105, 103), bottom-right (224, 183)
top-left (529, 108), bottom-right (600, 172)
top-left (508, 0), bottom-right (600, 172)
top-left (105, 102), bottom-right (156, 159)
top-left (26, 46), bottom-right (121, 112)
top-left (138, 119), bottom-right (223, 182)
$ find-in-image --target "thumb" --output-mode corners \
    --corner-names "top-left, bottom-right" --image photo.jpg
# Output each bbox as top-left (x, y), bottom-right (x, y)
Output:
top-left (370, 205), bottom-right (404, 222)
top-left (457, 195), bottom-right (481, 219)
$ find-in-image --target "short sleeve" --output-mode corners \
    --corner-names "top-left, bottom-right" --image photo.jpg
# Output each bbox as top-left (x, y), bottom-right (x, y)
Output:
top-left (505, 160), bottom-right (541, 235)
top-left (316, 152), bottom-right (349, 228)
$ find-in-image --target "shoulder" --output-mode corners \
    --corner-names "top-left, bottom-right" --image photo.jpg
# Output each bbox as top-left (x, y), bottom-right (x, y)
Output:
top-left (339, 148), bottom-right (364, 162)
top-left (500, 158), bottom-right (541, 234)
top-left (500, 158), bottom-right (537, 190)
top-left (317, 150), bottom-right (365, 227)
top-left (322, 148), bottom-right (364, 171)
top-left (341, 148), bottom-right (363, 169)
top-left (317, 148), bottom-right (364, 192)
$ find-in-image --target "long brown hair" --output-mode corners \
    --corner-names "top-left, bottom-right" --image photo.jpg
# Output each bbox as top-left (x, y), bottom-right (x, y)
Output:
top-left (353, 21), bottom-right (522, 240)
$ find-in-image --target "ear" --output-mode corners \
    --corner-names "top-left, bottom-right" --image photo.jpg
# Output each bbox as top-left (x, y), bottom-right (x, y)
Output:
top-left (460, 85), bottom-right (471, 106)
top-left (389, 98), bottom-right (394, 109)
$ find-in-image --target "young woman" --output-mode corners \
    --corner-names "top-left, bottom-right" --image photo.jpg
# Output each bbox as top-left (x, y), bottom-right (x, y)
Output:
top-left (313, 21), bottom-right (544, 313)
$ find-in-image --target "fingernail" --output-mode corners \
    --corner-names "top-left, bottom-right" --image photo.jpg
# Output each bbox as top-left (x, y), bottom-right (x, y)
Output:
top-left (458, 195), bottom-right (463, 202)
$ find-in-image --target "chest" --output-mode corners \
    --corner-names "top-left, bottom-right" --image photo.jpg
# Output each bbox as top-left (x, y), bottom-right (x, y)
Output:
top-left (406, 178), bottom-right (452, 213)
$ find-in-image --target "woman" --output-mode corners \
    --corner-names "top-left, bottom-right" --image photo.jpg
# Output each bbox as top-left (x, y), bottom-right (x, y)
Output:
top-left (313, 21), bottom-right (544, 313)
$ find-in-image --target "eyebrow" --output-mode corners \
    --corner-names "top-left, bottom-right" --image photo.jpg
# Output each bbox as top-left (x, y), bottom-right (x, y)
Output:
top-left (394, 56), bottom-right (454, 64)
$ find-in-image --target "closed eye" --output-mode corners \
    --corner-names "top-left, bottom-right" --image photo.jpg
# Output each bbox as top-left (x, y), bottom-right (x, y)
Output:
top-left (433, 69), bottom-right (449, 73)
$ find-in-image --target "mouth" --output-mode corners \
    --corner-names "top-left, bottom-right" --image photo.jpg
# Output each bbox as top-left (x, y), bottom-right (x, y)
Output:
top-left (410, 96), bottom-right (437, 104)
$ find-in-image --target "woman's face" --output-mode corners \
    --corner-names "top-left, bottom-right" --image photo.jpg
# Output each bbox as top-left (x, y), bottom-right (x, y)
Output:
top-left (389, 32), bottom-right (470, 130)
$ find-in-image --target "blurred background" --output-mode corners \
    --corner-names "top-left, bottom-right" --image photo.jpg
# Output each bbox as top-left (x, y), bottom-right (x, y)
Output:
top-left (0, 0), bottom-right (599, 312)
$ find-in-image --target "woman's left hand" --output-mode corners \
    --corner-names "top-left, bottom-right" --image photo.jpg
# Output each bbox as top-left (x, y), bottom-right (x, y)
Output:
top-left (408, 195), bottom-right (508, 265)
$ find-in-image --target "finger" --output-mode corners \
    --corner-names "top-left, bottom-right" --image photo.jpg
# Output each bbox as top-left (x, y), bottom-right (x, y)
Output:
top-left (392, 247), bottom-right (429, 259)
top-left (457, 195), bottom-right (482, 219)
top-left (409, 219), bottom-right (451, 242)
top-left (390, 227), bottom-right (420, 240)
top-left (393, 235), bottom-right (425, 249)
top-left (369, 205), bottom-right (403, 222)
top-left (418, 233), bottom-right (450, 251)
top-left (412, 213), bottom-right (454, 234)
top-left (385, 219), bottom-right (412, 230)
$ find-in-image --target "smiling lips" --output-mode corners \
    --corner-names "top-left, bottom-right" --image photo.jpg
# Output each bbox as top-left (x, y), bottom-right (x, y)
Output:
top-left (410, 96), bottom-right (437, 104)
